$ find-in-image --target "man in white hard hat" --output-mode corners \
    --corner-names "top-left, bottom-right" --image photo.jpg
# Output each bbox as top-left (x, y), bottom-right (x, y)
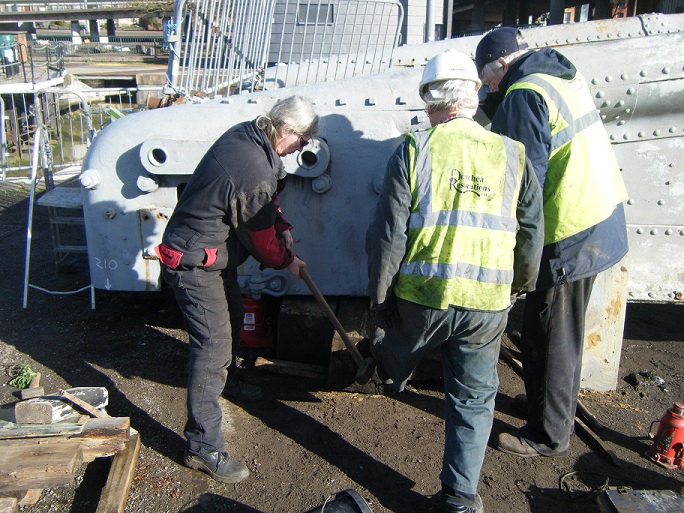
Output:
top-left (365, 49), bottom-right (544, 513)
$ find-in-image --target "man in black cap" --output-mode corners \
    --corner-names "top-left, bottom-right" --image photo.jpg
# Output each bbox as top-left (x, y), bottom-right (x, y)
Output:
top-left (475, 28), bottom-right (629, 458)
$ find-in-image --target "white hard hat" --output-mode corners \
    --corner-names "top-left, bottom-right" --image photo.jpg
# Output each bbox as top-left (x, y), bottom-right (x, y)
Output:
top-left (419, 49), bottom-right (482, 95)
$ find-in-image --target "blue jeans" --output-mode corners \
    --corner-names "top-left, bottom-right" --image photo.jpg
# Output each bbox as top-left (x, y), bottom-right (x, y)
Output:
top-left (162, 266), bottom-right (243, 455)
top-left (371, 298), bottom-right (507, 495)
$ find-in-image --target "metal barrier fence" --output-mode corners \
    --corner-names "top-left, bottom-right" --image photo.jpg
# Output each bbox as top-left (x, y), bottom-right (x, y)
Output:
top-left (1, 86), bottom-right (163, 181)
top-left (0, 40), bottom-right (26, 81)
top-left (35, 35), bottom-right (167, 58)
top-left (27, 41), bottom-right (65, 80)
top-left (267, 0), bottom-right (404, 90)
top-left (166, 0), bottom-right (274, 98)
top-left (0, 1), bottom-right (135, 12)
top-left (165, 0), bottom-right (403, 98)
top-left (0, 40), bottom-right (64, 84)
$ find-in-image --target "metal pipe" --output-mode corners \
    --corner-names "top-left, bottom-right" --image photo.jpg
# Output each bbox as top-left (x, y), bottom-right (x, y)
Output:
top-left (22, 128), bottom-right (41, 309)
top-left (273, 0), bottom-right (291, 88)
top-left (425, 0), bottom-right (435, 42)
top-left (165, 0), bottom-right (188, 91)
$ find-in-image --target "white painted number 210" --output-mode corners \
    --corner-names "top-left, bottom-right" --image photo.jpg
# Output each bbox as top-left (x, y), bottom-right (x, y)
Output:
top-left (95, 257), bottom-right (118, 270)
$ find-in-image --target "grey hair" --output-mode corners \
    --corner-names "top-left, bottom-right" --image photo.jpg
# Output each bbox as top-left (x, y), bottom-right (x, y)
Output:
top-left (421, 79), bottom-right (479, 118)
top-left (479, 48), bottom-right (530, 86)
top-left (256, 95), bottom-right (319, 148)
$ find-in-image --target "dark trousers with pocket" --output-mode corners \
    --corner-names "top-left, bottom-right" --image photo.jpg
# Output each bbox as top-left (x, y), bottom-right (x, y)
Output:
top-left (518, 275), bottom-right (596, 455)
top-left (162, 266), bottom-right (244, 455)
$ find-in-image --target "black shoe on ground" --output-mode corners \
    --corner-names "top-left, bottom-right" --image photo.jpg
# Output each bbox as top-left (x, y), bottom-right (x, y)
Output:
top-left (494, 430), bottom-right (570, 458)
top-left (443, 484), bottom-right (484, 513)
top-left (494, 430), bottom-right (540, 457)
top-left (224, 378), bottom-right (264, 402)
top-left (183, 450), bottom-right (249, 483)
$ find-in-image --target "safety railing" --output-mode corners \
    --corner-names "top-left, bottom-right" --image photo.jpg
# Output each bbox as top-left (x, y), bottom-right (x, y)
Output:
top-left (0, 1), bottom-right (137, 13)
top-left (267, 0), bottom-right (403, 90)
top-left (27, 41), bottom-right (65, 80)
top-left (36, 35), bottom-right (167, 59)
top-left (22, 121), bottom-right (96, 309)
top-left (0, 40), bottom-right (64, 84)
top-left (165, 0), bottom-right (403, 98)
top-left (165, 0), bottom-right (273, 98)
top-left (1, 86), bottom-right (163, 181)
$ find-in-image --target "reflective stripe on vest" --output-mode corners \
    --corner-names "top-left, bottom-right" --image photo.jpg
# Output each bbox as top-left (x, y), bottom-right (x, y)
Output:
top-left (394, 119), bottom-right (524, 311)
top-left (507, 72), bottom-right (628, 244)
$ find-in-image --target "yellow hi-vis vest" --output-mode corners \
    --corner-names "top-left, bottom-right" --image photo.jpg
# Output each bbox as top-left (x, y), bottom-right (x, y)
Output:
top-left (507, 72), bottom-right (628, 244)
top-left (394, 118), bottom-right (525, 311)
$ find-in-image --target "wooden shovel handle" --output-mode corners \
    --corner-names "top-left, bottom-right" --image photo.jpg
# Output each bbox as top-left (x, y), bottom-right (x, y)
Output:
top-left (300, 268), bottom-right (365, 367)
top-left (61, 390), bottom-right (108, 418)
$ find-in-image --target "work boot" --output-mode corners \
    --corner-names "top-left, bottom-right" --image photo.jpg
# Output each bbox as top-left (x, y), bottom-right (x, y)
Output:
top-left (183, 450), bottom-right (249, 483)
top-left (442, 484), bottom-right (483, 513)
top-left (495, 430), bottom-right (571, 458)
top-left (494, 431), bottom-right (541, 457)
top-left (224, 377), bottom-right (264, 402)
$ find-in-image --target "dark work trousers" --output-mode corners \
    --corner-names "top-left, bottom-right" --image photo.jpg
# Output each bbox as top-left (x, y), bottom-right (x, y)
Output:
top-left (225, 270), bottom-right (245, 378)
top-left (518, 275), bottom-right (596, 455)
top-left (161, 266), bottom-right (244, 455)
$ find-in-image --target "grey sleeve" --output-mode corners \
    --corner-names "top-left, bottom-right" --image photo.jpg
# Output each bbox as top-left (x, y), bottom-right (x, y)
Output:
top-left (511, 156), bottom-right (545, 294)
top-left (365, 142), bottom-right (412, 306)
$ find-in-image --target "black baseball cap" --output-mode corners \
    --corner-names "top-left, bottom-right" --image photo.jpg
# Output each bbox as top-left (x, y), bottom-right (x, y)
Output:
top-left (475, 27), bottom-right (528, 72)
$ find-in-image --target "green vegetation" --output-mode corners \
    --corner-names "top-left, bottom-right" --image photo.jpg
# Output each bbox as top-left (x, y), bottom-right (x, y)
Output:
top-left (7, 364), bottom-right (37, 389)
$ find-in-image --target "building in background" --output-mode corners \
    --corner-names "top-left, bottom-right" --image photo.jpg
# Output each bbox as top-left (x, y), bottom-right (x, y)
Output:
top-left (445, 1), bottom-right (683, 36)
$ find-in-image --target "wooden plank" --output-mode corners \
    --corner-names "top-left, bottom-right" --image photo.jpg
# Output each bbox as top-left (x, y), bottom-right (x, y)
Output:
top-left (0, 439), bottom-right (82, 492)
top-left (77, 417), bottom-right (130, 461)
top-left (0, 417), bottom-right (130, 494)
top-left (0, 438), bottom-right (82, 468)
top-left (17, 489), bottom-right (41, 506)
top-left (0, 497), bottom-right (17, 513)
top-left (255, 356), bottom-right (328, 379)
top-left (36, 186), bottom-right (83, 209)
top-left (581, 264), bottom-right (628, 392)
top-left (0, 419), bottom-right (85, 439)
top-left (0, 489), bottom-right (41, 506)
top-left (95, 430), bottom-right (140, 513)
top-left (0, 417), bottom-right (129, 457)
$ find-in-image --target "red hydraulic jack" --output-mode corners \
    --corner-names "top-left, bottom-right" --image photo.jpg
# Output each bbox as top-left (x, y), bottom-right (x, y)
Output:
top-left (645, 402), bottom-right (684, 469)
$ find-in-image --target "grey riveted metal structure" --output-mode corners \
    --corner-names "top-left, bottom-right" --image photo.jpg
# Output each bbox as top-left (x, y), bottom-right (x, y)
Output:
top-left (79, 13), bottom-right (684, 306)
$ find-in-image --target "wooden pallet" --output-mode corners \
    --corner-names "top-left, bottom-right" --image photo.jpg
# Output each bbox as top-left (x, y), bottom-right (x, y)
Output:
top-left (0, 416), bottom-right (139, 512)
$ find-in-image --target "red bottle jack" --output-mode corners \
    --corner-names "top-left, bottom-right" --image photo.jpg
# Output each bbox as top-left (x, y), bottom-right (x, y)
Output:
top-left (645, 402), bottom-right (684, 469)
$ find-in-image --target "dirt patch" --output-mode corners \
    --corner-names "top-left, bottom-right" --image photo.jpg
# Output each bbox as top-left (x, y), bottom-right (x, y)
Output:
top-left (1, 183), bottom-right (683, 513)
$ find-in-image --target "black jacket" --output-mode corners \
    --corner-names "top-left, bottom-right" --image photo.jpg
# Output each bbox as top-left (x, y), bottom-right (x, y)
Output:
top-left (157, 120), bottom-right (293, 271)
